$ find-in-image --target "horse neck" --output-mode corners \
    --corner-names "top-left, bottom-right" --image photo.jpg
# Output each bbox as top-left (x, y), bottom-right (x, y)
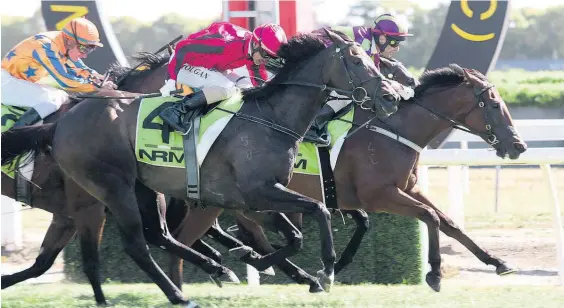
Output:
top-left (118, 65), bottom-right (168, 93)
top-left (384, 88), bottom-right (459, 149)
top-left (265, 66), bottom-right (330, 138)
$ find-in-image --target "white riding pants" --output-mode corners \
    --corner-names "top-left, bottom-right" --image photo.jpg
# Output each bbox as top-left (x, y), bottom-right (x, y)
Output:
top-left (175, 64), bottom-right (244, 104)
top-left (1, 70), bottom-right (69, 118)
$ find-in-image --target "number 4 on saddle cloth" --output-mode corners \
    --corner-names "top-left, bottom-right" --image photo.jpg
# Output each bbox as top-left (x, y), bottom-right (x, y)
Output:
top-left (135, 93), bottom-right (356, 207)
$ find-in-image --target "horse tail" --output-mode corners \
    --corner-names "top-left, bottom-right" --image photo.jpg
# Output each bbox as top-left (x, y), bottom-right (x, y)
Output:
top-left (1, 123), bottom-right (57, 168)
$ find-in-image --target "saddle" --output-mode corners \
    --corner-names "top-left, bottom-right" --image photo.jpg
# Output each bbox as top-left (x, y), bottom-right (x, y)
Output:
top-left (167, 100), bottom-right (221, 204)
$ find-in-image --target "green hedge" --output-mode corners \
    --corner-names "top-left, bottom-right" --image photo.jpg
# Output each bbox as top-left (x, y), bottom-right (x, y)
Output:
top-left (63, 211), bottom-right (426, 285)
top-left (407, 68), bottom-right (564, 107)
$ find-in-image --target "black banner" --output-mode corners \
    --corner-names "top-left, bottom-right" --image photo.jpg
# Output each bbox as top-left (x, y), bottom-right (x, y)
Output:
top-left (41, 0), bottom-right (128, 72)
top-left (424, 0), bottom-right (510, 148)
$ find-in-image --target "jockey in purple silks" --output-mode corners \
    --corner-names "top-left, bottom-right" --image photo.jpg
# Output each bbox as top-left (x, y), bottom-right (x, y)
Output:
top-left (306, 14), bottom-right (417, 146)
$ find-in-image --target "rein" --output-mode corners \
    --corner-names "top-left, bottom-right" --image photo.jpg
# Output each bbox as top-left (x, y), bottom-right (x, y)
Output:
top-left (71, 89), bottom-right (182, 100)
top-left (339, 82), bottom-right (501, 152)
top-left (70, 35), bottom-right (185, 101)
top-left (212, 41), bottom-right (385, 141)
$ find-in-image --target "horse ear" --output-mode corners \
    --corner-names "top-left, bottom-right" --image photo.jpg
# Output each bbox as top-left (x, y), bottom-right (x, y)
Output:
top-left (462, 68), bottom-right (474, 82)
top-left (323, 27), bottom-right (345, 45)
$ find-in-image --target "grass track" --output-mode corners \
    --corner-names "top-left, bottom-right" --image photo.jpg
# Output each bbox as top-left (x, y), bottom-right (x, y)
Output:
top-left (2, 283), bottom-right (564, 308)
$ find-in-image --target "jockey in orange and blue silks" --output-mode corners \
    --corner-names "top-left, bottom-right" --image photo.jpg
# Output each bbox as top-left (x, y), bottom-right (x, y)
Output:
top-left (1, 17), bottom-right (117, 127)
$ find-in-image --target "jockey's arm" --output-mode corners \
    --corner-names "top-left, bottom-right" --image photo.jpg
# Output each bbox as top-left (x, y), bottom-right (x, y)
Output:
top-left (168, 37), bottom-right (225, 81)
top-left (31, 44), bottom-right (97, 92)
top-left (66, 58), bottom-right (104, 81)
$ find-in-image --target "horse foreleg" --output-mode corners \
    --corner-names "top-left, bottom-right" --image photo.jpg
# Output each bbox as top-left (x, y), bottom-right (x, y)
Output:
top-left (362, 185), bottom-right (442, 292)
top-left (1, 214), bottom-right (76, 289)
top-left (334, 209), bottom-right (370, 275)
top-left (408, 186), bottom-right (515, 275)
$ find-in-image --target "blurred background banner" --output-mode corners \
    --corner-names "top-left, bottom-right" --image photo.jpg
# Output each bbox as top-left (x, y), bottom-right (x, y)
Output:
top-left (425, 0), bottom-right (511, 149)
top-left (426, 0), bottom-right (510, 74)
top-left (41, 0), bottom-right (128, 71)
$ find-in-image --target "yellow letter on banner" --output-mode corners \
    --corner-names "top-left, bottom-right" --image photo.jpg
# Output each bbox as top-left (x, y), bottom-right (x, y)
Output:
top-left (50, 5), bottom-right (89, 30)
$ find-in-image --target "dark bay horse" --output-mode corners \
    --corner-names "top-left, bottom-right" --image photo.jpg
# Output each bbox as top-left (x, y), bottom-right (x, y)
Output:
top-left (165, 64), bottom-right (528, 292)
top-left (0, 53), bottom-right (242, 305)
top-left (1, 30), bottom-right (401, 306)
top-left (163, 56), bottom-right (421, 289)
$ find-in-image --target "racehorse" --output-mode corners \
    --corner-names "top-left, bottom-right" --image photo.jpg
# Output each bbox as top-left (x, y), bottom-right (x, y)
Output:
top-left (1, 30), bottom-right (400, 306)
top-left (0, 53), bottom-right (241, 305)
top-left (163, 55), bottom-right (421, 289)
top-left (163, 63), bottom-right (528, 292)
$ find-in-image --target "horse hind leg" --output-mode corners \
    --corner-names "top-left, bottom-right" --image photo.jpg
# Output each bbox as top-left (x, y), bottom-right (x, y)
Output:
top-left (135, 182), bottom-right (239, 288)
top-left (334, 209), bottom-right (370, 275)
top-left (246, 184), bottom-right (336, 291)
top-left (408, 187), bottom-right (515, 275)
top-left (74, 205), bottom-right (108, 305)
top-left (1, 214), bottom-right (76, 289)
top-left (203, 220), bottom-right (265, 271)
top-left (63, 169), bottom-right (191, 305)
top-left (167, 239), bottom-right (221, 291)
top-left (234, 212), bottom-right (325, 293)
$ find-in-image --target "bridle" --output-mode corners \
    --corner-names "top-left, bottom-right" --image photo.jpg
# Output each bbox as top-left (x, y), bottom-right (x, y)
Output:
top-left (411, 83), bottom-right (504, 146)
top-left (343, 79), bottom-right (512, 152)
top-left (278, 41), bottom-right (386, 112)
top-left (216, 40), bottom-right (388, 141)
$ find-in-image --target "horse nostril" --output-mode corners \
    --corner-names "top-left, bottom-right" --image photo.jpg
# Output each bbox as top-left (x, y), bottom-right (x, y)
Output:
top-left (514, 142), bottom-right (527, 152)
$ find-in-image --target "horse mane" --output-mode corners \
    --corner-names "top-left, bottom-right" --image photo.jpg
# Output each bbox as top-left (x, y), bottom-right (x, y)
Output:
top-left (414, 63), bottom-right (465, 98)
top-left (242, 30), bottom-right (348, 101)
top-left (109, 51), bottom-right (170, 85)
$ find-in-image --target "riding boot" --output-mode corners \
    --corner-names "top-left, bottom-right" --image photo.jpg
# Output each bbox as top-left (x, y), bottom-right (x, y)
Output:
top-left (12, 108), bottom-right (42, 128)
top-left (304, 104), bottom-right (335, 147)
top-left (159, 91), bottom-right (208, 134)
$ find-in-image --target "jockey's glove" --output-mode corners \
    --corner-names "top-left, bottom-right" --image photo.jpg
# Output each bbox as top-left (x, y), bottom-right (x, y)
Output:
top-left (159, 79), bottom-right (177, 97)
top-left (398, 85), bottom-right (415, 100)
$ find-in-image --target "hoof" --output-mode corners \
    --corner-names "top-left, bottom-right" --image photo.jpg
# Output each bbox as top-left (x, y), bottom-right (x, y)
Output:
top-left (96, 301), bottom-right (109, 306)
top-left (210, 268), bottom-right (241, 288)
top-left (208, 274), bottom-right (223, 288)
top-left (316, 269), bottom-right (334, 293)
top-left (229, 245), bottom-right (253, 259)
top-left (496, 263), bottom-right (517, 276)
top-left (425, 272), bottom-right (441, 292)
top-left (260, 266), bottom-right (275, 276)
top-left (309, 280), bottom-right (325, 293)
top-left (181, 300), bottom-right (201, 308)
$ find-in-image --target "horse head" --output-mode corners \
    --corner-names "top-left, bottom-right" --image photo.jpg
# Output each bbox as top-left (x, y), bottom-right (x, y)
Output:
top-left (319, 28), bottom-right (400, 115)
top-left (414, 64), bottom-right (527, 159)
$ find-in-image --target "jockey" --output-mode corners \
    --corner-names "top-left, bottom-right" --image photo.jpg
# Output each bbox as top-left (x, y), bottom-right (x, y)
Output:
top-left (1, 17), bottom-right (117, 127)
top-left (305, 14), bottom-right (416, 145)
top-left (158, 22), bottom-right (288, 134)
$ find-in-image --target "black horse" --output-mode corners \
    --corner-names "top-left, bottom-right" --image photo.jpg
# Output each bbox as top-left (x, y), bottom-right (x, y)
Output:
top-left (1, 30), bottom-right (400, 306)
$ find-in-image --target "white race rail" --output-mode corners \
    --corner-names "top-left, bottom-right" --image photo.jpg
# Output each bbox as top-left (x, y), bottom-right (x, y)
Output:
top-left (418, 119), bottom-right (564, 285)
